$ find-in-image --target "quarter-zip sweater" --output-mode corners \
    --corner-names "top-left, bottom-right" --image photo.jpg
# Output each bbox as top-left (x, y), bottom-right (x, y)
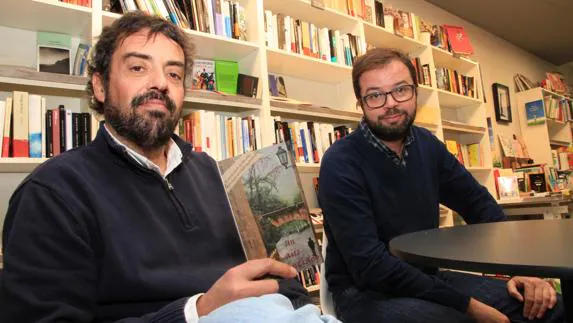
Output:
top-left (0, 124), bottom-right (308, 322)
top-left (319, 125), bottom-right (505, 314)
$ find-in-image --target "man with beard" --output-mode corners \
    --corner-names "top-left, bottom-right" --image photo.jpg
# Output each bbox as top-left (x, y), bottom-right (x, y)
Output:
top-left (318, 48), bottom-right (564, 323)
top-left (0, 12), bottom-right (339, 323)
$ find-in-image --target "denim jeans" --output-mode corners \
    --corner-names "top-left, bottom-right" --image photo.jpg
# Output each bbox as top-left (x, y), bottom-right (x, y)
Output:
top-left (333, 270), bottom-right (565, 323)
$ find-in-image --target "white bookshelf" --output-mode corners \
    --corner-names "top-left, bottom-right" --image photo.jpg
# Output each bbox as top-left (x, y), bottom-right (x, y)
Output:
top-left (266, 48), bottom-right (352, 83)
top-left (0, 0), bottom-right (92, 39)
top-left (0, 158), bottom-right (47, 173)
top-left (0, 0), bottom-right (496, 204)
top-left (515, 87), bottom-right (573, 166)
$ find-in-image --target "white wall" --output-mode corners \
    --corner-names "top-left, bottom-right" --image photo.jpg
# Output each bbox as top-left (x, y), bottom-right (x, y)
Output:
top-left (385, 0), bottom-right (568, 164)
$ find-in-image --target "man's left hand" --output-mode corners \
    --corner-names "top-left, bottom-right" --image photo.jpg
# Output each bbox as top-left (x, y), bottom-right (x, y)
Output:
top-left (506, 276), bottom-right (557, 320)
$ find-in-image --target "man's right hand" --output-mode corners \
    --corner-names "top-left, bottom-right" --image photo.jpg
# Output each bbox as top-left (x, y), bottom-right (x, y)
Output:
top-left (196, 258), bottom-right (298, 316)
top-left (467, 298), bottom-right (510, 323)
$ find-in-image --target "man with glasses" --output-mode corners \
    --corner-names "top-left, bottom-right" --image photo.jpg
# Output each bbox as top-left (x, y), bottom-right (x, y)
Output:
top-left (318, 48), bottom-right (564, 323)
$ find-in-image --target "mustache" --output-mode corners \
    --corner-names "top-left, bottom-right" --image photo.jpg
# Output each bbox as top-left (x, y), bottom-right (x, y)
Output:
top-left (378, 108), bottom-right (406, 119)
top-left (131, 90), bottom-right (176, 113)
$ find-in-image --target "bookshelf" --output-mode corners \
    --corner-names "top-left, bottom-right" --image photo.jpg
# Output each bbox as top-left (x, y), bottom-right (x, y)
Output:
top-left (0, 0), bottom-right (495, 210)
top-left (515, 87), bottom-right (573, 167)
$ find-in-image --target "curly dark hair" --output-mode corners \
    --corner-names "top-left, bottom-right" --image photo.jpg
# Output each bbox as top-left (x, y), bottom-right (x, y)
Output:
top-left (86, 12), bottom-right (195, 114)
top-left (352, 48), bottom-right (418, 101)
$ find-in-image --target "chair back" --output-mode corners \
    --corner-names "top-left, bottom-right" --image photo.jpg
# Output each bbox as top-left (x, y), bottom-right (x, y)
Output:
top-left (319, 231), bottom-right (336, 316)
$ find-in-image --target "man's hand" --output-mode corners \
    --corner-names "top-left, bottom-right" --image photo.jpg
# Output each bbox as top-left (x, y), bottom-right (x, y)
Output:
top-left (196, 259), bottom-right (298, 316)
top-left (506, 276), bottom-right (557, 320)
top-left (467, 298), bottom-right (510, 323)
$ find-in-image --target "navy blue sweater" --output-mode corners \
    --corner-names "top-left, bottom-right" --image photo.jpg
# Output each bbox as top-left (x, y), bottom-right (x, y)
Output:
top-left (319, 125), bottom-right (505, 313)
top-left (0, 124), bottom-right (308, 322)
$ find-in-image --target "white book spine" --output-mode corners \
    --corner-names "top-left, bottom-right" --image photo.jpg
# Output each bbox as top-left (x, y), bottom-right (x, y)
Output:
top-left (28, 94), bottom-right (43, 158)
top-left (40, 98), bottom-right (46, 158)
top-left (65, 109), bottom-right (73, 151)
top-left (0, 100), bottom-right (5, 157)
top-left (284, 16), bottom-right (292, 52)
top-left (253, 115), bottom-right (262, 150)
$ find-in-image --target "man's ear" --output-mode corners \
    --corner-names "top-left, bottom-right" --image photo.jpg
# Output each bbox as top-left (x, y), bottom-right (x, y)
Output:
top-left (92, 73), bottom-right (105, 103)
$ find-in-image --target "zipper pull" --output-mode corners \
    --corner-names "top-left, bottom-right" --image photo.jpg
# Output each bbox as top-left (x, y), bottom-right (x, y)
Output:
top-left (165, 178), bottom-right (174, 191)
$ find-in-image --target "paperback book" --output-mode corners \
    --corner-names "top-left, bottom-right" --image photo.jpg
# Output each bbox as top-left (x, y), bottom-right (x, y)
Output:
top-left (218, 142), bottom-right (322, 271)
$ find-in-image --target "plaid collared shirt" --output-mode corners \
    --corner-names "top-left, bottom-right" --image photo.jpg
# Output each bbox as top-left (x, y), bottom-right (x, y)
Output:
top-left (360, 119), bottom-right (415, 168)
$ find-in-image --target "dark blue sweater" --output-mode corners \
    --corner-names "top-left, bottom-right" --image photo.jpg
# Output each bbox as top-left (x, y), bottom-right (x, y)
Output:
top-left (319, 125), bottom-right (505, 313)
top-left (0, 124), bottom-right (308, 322)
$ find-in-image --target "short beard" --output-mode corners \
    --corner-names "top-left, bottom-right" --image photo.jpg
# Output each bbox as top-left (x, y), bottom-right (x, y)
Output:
top-left (365, 107), bottom-right (415, 142)
top-left (104, 89), bottom-right (180, 150)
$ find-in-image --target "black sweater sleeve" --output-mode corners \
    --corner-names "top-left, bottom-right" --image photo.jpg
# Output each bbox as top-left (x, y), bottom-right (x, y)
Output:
top-left (0, 180), bottom-right (186, 323)
top-left (435, 138), bottom-right (506, 224)
top-left (319, 154), bottom-right (471, 313)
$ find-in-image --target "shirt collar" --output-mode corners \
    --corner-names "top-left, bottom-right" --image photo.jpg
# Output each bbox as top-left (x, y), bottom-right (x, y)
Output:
top-left (104, 124), bottom-right (182, 178)
top-left (359, 118), bottom-right (415, 167)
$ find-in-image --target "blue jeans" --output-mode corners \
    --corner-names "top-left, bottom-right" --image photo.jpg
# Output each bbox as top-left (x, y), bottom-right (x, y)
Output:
top-left (334, 271), bottom-right (565, 323)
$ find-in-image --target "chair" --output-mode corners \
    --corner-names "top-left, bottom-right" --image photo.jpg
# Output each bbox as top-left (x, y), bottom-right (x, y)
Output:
top-left (319, 231), bottom-right (336, 317)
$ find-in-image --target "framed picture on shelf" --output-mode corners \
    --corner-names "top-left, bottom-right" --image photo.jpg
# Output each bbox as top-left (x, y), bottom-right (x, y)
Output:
top-left (492, 83), bottom-right (512, 123)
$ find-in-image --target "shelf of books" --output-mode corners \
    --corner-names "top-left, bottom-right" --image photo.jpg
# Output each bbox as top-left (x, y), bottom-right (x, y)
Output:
top-left (0, 0), bottom-right (92, 39)
top-left (431, 46), bottom-right (477, 73)
top-left (516, 87), bottom-right (573, 166)
top-left (0, 66), bottom-right (87, 97)
top-left (266, 48), bottom-right (352, 83)
top-left (264, 0), bottom-right (360, 33)
top-left (436, 89), bottom-right (481, 109)
top-left (363, 22), bottom-right (426, 54)
top-left (441, 120), bottom-right (486, 135)
top-left (185, 90), bottom-right (262, 113)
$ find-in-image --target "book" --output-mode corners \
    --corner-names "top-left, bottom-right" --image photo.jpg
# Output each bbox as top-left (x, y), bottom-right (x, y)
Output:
top-left (214, 60), bottom-right (239, 94)
top-left (37, 31), bottom-right (72, 75)
top-left (525, 100), bottom-right (546, 126)
top-left (444, 25), bottom-right (473, 56)
top-left (218, 142), bottom-right (322, 271)
top-left (237, 74), bottom-right (259, 98)
top-left (192, 59), bottom-right (216, 91)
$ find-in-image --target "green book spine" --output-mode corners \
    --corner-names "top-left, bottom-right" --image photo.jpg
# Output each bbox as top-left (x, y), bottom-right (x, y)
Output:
top-left (215, 60), bottom-right (239, 95)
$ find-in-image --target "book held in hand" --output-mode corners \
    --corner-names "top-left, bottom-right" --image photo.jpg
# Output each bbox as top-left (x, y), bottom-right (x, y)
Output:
top-left (218, 142), bottom-right (322, 271)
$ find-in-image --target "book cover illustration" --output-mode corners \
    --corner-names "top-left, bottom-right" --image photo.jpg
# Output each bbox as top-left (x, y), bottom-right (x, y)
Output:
top-left (444, 25), bottom-right (474, 56)
top-left (37, 31), bottom-right (72, 75)
top-left (192, 59), bottom-right (216, 91)
top-left (218, 142), bottom-right (322, 271)
top-left (525, 100), bottom-right (546, 126)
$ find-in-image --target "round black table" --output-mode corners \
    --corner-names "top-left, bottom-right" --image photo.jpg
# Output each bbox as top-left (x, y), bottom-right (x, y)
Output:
top-left (389, 219), bottom-right (572, 320)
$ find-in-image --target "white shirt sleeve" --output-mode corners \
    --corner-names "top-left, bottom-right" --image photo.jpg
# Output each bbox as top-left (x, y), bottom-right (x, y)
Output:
top-left (184, 293), bottom-right (205, 323)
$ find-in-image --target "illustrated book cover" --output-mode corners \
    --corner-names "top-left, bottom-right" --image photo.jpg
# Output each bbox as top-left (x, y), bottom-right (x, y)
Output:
top-left (218, 142), bottom-right (322, 271)
top-left (37, 31), bottom-right (72, 75)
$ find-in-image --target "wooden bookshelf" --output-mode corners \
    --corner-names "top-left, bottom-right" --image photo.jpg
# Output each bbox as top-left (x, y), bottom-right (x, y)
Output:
top-left (296, 163), bottom-right (321, 173)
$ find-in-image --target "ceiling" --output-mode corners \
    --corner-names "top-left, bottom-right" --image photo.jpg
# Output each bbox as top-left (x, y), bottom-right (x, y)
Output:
top-left (425, 0), bottom-right (573, 67)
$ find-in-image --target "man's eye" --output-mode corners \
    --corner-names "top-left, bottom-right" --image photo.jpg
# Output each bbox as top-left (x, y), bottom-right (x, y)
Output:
top-left (369, 93), bottom-right (382, 99)
top-left (169, 72), bottom-right (182, 80)
top-left (395, 86), bottom-right (406, 93)
top-left (130, 66), bottom-right (144, 72)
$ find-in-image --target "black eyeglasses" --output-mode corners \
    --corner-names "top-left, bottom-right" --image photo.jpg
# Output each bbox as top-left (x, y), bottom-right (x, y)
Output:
top-left (361, 84), bottom-right (417, 110)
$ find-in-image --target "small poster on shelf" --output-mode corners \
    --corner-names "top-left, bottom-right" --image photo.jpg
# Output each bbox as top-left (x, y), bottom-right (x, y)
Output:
top-left (525, 100), bottom-right (546, 126)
